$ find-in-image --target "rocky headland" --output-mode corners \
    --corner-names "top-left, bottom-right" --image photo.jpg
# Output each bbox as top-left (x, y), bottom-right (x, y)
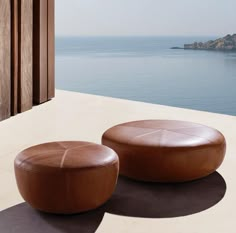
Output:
top-left (184, 34), bottom-right (236, 51)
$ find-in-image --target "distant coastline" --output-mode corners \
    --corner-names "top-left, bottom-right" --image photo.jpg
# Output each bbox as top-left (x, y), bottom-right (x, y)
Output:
top-left (171, 34), bottom-right (236, 51)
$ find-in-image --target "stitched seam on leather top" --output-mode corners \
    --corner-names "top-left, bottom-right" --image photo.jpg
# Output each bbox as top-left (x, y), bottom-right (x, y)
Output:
top-left (59, 144), bottom-right (108, 168)
top-left (60, 149), bottom-right (70, 168)
top-left (15, 158), bottom-right (119, 173)
top-left (103, 136), bottom-right (222, 150)
top-left (117, 125), bottom-right (204, 131)
top-left (166, 129), bottom-right (215, 144)
top-left (113, 126), bottom-right (216, 144)
top-left (56, 142), bottom-right (68, 149)
top-left (16, 144), bottom-right (94, 169)
top-left (16, 150), bottom-right (65, 168)
top-left (133, 129), bottom-right (162, 139)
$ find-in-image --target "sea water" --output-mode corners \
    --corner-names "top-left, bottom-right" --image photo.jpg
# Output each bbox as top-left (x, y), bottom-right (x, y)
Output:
top-left (56, 36), bottom-right (236, 116)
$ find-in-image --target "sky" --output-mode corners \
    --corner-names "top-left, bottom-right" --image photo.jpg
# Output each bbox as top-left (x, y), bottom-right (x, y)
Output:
top-left (56, 0), bottom-right (236, 37)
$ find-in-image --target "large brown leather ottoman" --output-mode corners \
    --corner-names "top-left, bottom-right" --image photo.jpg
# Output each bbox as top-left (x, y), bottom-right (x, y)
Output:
top-left (14, 141), bottom-right (119, 214)
top-left (102, 120), bottom-right (226, 182)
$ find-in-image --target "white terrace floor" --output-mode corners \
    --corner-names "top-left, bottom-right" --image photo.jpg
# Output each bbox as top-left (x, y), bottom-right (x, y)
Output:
top-left (0, 89), bottom-right (236, 232)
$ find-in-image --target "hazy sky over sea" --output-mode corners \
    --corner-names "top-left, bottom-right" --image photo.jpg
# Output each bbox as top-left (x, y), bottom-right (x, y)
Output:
top-left (56, 0), bottom-right (236, 36)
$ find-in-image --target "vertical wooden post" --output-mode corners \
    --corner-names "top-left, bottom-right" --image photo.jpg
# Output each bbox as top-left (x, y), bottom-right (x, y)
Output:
top-left (33, 0), bottom-right (48, 104)
top-left (0, 0), bottom-right (11, 121)
top-left (47, 0), bottom-right (55, 99)
top-left (11, 0), bottom-right (19, 115)
top-left (18, 0), bottom-right (33, 112)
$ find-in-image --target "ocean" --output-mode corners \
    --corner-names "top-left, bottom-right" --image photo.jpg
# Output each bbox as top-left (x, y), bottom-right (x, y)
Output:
top-left (56, 36), bottom-right (236, 116)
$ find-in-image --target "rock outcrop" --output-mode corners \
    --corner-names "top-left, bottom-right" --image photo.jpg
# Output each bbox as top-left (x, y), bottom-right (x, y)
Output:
top-left (184, 34), bottom-right (236, 51)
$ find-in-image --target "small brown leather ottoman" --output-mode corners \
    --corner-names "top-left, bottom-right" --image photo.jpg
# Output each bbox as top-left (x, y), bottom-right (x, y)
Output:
top-left (14, 141), bottom-right (119, 214)
top-left (102, 120), bottom-right (226, 182)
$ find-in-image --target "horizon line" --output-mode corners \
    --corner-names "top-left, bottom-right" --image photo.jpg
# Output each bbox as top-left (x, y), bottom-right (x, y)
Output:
top-left (55, 34), bottom-right (225, 38)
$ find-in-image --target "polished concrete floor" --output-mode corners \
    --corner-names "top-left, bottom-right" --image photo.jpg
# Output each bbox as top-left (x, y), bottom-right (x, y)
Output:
top-left (0, 90), bottom-right (235, 232)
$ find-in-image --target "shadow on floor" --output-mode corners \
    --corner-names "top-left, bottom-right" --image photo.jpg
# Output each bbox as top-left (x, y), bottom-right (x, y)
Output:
top-left (0, 172), bottom-right (226, 233)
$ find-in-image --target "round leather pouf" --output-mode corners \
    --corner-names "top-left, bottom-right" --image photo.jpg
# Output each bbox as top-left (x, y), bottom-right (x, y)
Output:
top-left (14, 141), bottom-right (119, 214)
top-left (102, 120), bottom-right (226, 182)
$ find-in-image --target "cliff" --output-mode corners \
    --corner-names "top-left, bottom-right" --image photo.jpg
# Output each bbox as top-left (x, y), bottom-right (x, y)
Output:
top-left (184, 34), bottom-right (236, 51)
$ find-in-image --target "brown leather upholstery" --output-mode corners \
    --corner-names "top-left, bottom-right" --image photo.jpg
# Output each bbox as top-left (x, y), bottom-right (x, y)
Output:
top-left (14, 141), bottom-right (119, 214)
top-left (102, 120), bottom-right (226, 182)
